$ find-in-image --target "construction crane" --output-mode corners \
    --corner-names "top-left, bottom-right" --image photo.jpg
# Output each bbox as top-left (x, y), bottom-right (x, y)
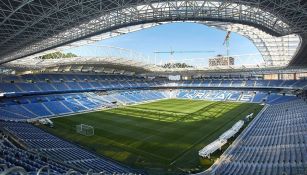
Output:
top-left (153, 50), bottom-right (215, 55)
top-left (153, 49), bottom-right (215, 65)
top-left (223, 31), bottom-right (231, 57)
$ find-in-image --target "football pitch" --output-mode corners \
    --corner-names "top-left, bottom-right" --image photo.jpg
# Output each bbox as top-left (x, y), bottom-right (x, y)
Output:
top-left (45, 99), bottom-right (263, 174)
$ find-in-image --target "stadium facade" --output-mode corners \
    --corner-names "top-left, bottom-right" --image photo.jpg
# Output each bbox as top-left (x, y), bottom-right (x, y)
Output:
top-left (0, 0), bottom-right (307, 175)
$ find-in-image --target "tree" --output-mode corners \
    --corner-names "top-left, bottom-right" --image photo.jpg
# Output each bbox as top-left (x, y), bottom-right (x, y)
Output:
top-left (39, 52), bottom-right (77, 59)
top-left (162, 62), bottom-right (193, 68)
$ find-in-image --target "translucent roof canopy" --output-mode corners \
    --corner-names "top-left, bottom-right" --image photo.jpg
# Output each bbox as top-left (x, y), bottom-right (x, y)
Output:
top-left (1, 0), bottom-right (307, 65)
top-left (201, 22), bottom-right (301, 66)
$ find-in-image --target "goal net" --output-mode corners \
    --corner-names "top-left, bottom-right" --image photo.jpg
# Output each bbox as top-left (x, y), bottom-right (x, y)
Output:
top-left (76, 124), bottom-right (94, 136)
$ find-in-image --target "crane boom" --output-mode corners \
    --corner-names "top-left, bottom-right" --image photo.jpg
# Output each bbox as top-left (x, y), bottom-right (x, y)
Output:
top-left (154, 50), bottom-right (215, 54)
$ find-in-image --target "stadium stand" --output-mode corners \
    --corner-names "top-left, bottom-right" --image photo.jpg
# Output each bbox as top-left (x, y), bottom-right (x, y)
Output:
top-left (175, 89), bottom-right (296, 104)
top-left (0, 121), bottom-right (139, 174)
top-left (0, 74), bottom-right (307, 95)
top-left (0, 93), bottom-right (110, 121)
top-left (210, 100), bottom-right (307, 175)
top-left (0, 132), bottom-right (72, 174)
top-left (0, 73), bottom-right (304, 174)
top-left (0, 74), bottom-right (154, 95)
top-left (0, 87), bottom-right (297, 121)
top-left (1, 0), bottom-right (307, 174)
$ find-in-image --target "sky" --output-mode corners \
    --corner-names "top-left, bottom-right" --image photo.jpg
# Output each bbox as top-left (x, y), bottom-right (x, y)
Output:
top-left (66, 22), bottom-right (263, 67)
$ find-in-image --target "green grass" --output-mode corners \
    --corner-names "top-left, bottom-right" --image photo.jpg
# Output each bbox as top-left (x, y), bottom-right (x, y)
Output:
top-left (43, 99), bottom-right (263, 174)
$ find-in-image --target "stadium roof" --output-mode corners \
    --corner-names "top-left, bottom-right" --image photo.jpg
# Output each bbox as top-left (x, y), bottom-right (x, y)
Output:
top-left (4, 55), bottom-right (307, 76)
top-left (1, 0), bottom-right (307, 67)
top-left (3, 56), bottom-right (163, 74)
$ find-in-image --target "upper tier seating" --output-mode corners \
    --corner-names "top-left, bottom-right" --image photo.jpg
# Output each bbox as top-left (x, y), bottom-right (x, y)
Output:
top-left (211, 100), bottom-right (307, 175)
top-left (0, 74), bottom-right (153, 94)
top-left (0, 73), bottom-right (306, 95)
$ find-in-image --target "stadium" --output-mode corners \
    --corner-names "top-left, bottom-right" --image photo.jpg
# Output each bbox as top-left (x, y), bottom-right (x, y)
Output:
top-left (0, 0), bottom-right (307, 175)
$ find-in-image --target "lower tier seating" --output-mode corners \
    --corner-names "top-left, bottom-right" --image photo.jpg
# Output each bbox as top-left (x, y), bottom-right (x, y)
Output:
top-left (0, 133), bottom-right (71, 174)
top-left (0, 90), bottom-right (298, 121)
top-left (176, 89), bottom-right (297, 104)
top-left (0, 93), bottom-right (111, 121)
top-left (211, 100), bottom-right (307, 175)
top-left (0, 121), bottom-right (139, 174)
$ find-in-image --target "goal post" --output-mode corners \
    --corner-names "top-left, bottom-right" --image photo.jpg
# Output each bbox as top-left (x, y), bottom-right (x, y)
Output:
top-left (76, 124), bottom-right (94, 136)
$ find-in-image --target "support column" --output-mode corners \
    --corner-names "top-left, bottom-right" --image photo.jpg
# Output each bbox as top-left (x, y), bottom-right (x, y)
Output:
top-left (294, 73), bottom-right (297, 80)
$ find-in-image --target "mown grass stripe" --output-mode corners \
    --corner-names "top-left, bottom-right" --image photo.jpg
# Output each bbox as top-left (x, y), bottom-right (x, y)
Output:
top-left (43, 99), bottom-right (263, 174)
